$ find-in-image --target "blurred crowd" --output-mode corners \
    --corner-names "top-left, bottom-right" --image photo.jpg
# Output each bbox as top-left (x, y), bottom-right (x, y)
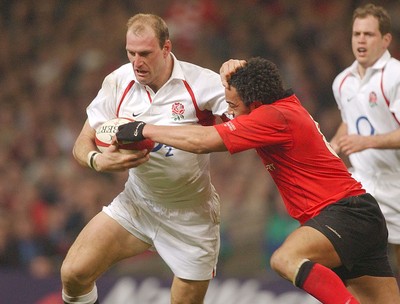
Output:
top-left (1, 0), bottom-right (399, 279)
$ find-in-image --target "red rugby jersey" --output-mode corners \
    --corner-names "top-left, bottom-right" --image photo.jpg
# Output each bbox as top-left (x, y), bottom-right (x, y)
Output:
top-left (214, 94), bottom-right (365, 224)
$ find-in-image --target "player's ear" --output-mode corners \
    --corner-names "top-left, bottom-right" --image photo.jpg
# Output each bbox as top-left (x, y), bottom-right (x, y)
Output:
top-left (383, 33), bottom-right (392, 47)
top-left (163, 40), bottom-right (172, 56)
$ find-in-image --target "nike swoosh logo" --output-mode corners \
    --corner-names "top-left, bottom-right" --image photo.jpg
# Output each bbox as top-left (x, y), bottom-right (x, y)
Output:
top-left (132, 112), bottom-right (142, 117)
top-left (325, 225), bottom-right (342, 238)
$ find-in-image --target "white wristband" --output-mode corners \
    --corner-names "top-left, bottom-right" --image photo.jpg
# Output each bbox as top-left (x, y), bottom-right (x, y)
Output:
top-left (87, 151), bottom-right (100, 170)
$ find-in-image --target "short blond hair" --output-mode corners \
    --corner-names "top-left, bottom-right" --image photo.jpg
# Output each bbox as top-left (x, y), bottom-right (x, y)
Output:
top-left (126, 13), bottom-right (169, 49)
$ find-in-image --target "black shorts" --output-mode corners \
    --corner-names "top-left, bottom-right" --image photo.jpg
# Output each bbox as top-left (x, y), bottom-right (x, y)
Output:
top-left (303, 193), bottom-right (393, 280)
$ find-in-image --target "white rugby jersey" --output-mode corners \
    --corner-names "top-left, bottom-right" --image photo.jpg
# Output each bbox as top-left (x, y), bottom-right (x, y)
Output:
top-left (332, 51), bottom-right (400, 175)
top-left (87, 54), bottom-right (228, 207)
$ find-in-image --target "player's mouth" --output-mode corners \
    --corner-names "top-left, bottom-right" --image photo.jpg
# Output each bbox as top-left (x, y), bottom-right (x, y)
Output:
top-left (357, 47), bottom-right (367, 55)
top-left (135, 69), bottom-right (148, 77)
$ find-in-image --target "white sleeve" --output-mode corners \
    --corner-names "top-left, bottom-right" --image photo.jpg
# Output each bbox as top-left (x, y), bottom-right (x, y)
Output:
top-left (86, 72), bottom-right (118, 130)
top-left (384, 59), bottom-right (400, 123)
top-left (332, 73), bottom-right (347, 123)
top-left (196, 69), bottom-right (227, 116)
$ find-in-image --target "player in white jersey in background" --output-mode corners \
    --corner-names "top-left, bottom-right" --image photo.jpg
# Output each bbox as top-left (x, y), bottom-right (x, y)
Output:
top-left (330, 3), bottom-right (400, 278)
top-left (60, 13), bottom-right (228, 304)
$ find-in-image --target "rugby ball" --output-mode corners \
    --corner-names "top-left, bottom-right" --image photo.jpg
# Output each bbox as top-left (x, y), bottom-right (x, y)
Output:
top-left (95, 117), bottom-right (155, 153)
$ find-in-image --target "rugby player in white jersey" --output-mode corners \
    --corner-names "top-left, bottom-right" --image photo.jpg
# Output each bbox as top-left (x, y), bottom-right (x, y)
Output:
top-left (60, 13), bottom-right (228, 304)
top-left (331, 3), bottom-right (400, 278)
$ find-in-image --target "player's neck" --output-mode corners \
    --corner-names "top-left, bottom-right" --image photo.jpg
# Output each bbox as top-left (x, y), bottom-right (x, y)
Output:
top-left (357, 65), bottom-right (367, 79)
top-left (151, 54), bottom-right (174, 93)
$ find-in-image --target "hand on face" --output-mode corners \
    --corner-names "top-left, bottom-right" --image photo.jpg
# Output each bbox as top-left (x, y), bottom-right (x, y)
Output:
top-left (219, 59), bottom-right (246, 88)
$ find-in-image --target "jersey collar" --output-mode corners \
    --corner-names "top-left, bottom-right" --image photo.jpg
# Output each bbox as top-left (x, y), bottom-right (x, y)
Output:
top-left (169, 53), bottom-right (185, 81)
top-left (350, 50), bottom-right (391, 75)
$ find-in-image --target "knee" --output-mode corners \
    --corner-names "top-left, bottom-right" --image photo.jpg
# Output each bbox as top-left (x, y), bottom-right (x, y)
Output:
top-left (61, 258), bottom-right (93, 290)
top-left (270, 248), bottom-right (294, 281)
top-left (171, 277), bottom-right (208, 304)
top-left (270, 248), bottom-right (285, 274)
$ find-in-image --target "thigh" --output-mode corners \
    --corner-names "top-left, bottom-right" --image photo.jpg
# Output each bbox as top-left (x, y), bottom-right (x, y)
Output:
top-left (357, 172), bottom-right (400, 244)
top-left (171, 276), bottom-right (210, 304)
top-left (287, 226), bottom-right (342, 267)
top-left (272, 226), bottom-right (341, 281)
top-left (153, 196), bottom-right (220, 281)
top-left (389, 243), bottom-right (400, 277)
top-left (306, 194), bottom-right (393, 280)
top-left (375, 179), bottom-right (400, 245)
top-left (346, 276), bottom-right (400, 304)
top-left (63, 211), bottom-right (151, 280)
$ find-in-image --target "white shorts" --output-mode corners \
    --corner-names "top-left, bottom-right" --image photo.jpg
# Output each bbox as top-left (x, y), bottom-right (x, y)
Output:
top-left (102, 189), bottom-right (221, 280)
top-left (351, 170), bottom-right (400, 244)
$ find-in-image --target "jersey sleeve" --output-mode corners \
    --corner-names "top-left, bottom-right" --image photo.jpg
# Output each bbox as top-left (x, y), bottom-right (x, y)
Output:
top-left (204, 71), bottom-right (227, 117)
top-left (384, 58), bottom-right (400, 123)
top-left (332, 72), bottom-right (348, 124)
top-left (214, 106), bottom-right (291, 154)
top-left (86, 72), bottom-right (118, 130)
top-left (191, 68), bottom-right (227, 117)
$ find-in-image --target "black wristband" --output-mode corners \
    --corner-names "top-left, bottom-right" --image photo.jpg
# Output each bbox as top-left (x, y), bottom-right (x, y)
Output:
top-left (116, 121), bottom-right (146, 142)
top-left (133, 121), bottom-right (146, 140)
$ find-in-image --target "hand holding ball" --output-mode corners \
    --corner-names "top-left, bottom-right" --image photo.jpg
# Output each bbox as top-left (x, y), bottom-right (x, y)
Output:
top-left (95, 118), bottom-right (154, 153)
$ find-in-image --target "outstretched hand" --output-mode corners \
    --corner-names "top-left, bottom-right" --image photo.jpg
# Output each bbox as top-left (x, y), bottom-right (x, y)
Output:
top-left (116, 121), bottom-right (146, 142)
top-left (220, 59), bottom-right (246, 88)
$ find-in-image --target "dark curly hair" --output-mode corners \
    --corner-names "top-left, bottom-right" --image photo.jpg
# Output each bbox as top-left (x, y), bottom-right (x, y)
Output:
top-left (228, 57), bottom-right (286, 106)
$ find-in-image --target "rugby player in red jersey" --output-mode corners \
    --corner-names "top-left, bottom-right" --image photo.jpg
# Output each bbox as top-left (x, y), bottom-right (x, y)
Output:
top-left (117, 57), bottom-right (400, 304)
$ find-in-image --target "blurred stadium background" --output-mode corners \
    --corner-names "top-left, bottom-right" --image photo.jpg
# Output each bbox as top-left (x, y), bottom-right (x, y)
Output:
top-left (1, 0), bottom-right (399, 303)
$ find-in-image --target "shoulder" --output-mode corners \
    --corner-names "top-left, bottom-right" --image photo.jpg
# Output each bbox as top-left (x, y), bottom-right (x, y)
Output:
top-left (107, 63), bottom-right (133, 79)
top-left (381, 57), bottom-right (400, 95)
top-left (384, 57), bottom-right (400, 76)
top-left (333, 66), bottom-right (353, 88)
top-left (250, 103), bottom-right (287, 126)
top-left (177, 60), bottom-right (220, 81)
top-left (175, 60), bottom-right (224, 99)
top-left (102, 63), bottom-right (134, 87)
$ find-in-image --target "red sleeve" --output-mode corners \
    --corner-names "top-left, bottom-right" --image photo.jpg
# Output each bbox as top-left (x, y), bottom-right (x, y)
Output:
top-left (214, 106), bottom-right (291, 154)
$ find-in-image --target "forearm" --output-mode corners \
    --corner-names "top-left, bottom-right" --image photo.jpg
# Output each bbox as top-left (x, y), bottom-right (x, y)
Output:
top-left (331, 121), bottom-right (400, 155)
top-left (72, 119), bottom-right (99, 168)
top-left (143, 124), bottom-right (227, 153)
top-left (366, 128), bottom-right (400, 149)
top-left (73, 134), bottom-right (98, 167)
